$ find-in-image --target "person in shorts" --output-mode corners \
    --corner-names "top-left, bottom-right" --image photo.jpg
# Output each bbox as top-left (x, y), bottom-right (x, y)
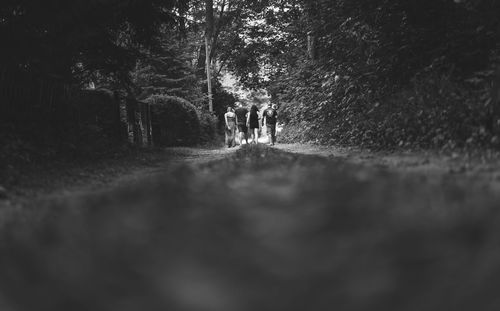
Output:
top-left (262, 104), bottom-right (278, 145)
top-left (234, 102), bottom-right (249, 145)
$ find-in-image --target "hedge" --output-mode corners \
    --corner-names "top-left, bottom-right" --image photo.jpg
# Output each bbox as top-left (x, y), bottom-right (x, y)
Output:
top-left (146, 95), bottom-right (218, 146)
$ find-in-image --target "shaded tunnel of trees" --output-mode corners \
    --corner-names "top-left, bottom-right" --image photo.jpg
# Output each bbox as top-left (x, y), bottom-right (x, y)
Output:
top-left (1, 0), bottom-right (500, 157)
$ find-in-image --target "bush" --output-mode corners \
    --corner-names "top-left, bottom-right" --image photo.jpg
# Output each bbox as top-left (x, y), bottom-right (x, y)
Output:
top-left (0, 88), bottom-right (130, 171)
top-left (69, 89), bottom-right (126, 149)
top-left (278, 66), bottom-right (499, 151)
top-left (265, 0), bottom-right (500, 151)
top-left (147, 95), bottom-right (200, 146)
top-left (147, 95), bottom-right (219, 146)
top-left (197, 110), bottom-right (220, 145)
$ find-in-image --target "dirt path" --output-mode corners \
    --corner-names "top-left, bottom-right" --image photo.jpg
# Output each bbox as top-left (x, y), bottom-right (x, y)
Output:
top-left (278, 143), bottom-right (500, 174)
top-left (1, 144), bottom-right (500, 311)
top-left (279, 143), bottom-right (500, 190)
top-left (100, 147), bottom-right (238, 188)
top-left (0, 146), bottom-right (238, 230)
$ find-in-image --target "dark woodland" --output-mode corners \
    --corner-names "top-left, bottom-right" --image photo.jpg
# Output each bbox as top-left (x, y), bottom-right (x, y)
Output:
top-left (2, 0), bottom-right (500, 153)
top-left (1, 1), bottom-right (500, 310)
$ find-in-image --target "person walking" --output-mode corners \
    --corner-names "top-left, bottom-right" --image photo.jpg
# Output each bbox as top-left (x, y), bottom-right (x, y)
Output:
top-left (247, 104), bottom-right (260, 144)
top-left (234, 102), bottom-right (249, 145)
top-left (262, 103), bottom-right (278, 146)
top-left (224, 107), bottom-right (237, 148)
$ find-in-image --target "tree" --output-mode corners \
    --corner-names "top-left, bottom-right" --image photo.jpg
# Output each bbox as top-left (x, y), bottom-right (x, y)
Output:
top-left (205, 0), bottom-right (215, 112)
top-left (0, 0), bottom-right (189, 149)
top-left (0, 0), bottom-right (182, 84)
top-left (187, 0), bottom-right (274, 108)
top-left (133, 29), bottom-right (204, 105)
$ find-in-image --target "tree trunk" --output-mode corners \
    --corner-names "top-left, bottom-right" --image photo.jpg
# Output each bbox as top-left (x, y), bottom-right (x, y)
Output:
top-left (305, 2), bottom-right (318, 61)
top-left (307, 31), bottom-right (317, 61)
top-left (491, 66), bottom-right (500, 133)
top-left (205, 37), bottom-right (213, 112)
top-left (125, 93), bottom-right (137, 144)
top-left (205, 0), bottom-right (214, 112)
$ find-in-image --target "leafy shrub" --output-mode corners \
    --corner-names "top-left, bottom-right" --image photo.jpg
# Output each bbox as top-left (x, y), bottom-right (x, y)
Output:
top-left (0, 88), bottom-right (125, 159)
top-left (147, 95), bottom-right (218, 146)
top-left (197, 110), bottom-right (220, 145)
top-left (265, 0), bottom-right (500, 151)
top-left (69, 89), bottom-right (126, 149)
top-left (203, 81), bottom-right (238, 130)
top-left (277, 60), bottom-right (500, 151)
top-left (147, 95), bottom-right (200, 146)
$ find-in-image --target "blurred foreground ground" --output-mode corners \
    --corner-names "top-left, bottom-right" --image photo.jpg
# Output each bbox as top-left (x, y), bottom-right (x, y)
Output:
top-left (1, 144), bottom-right (500, 311)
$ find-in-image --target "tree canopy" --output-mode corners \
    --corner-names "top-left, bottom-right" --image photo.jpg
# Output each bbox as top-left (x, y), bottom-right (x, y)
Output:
top-left (2, 0), bottom-right (500, 149)
top-left (0, 0), bottom-right (183, 83)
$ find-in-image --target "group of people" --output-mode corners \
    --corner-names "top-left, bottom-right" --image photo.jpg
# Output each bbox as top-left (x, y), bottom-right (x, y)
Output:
top-left (224, 102), bottom-right (278, 148)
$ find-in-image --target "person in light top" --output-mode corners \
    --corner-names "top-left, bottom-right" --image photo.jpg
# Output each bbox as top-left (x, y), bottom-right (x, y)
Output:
top-left (224, 107), bottom-right (237, 148)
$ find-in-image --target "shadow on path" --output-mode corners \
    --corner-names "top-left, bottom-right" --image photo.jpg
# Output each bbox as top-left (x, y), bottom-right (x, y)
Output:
top-left (1, 144), bottom-right (499, 311)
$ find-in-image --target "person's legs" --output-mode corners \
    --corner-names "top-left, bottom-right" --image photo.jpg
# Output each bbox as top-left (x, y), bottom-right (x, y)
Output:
top-left (230, 126), bottom-right (236, 147)
top-left (253, 128), bottom-right (259, 143)
top-left (238, 124), bottom-right (248, 145)
top-left (225, 127), bottom-right (231, 147)
top-left (243, 126), bottom-right (248, 144)
top-left (266, 125), bottom-right (272, 145)
top-left (237, 124), bottom-right (243, 145)
top-left (267, 124), bottom-right (276, 145)
top-left (271, 125), bottom-right (276, 145)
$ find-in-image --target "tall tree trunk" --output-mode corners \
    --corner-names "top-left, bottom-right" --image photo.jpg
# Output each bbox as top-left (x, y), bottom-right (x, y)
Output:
top-left (123, 85), bottom-right (142, 146)
top-left (205, 0), bottom-right (214, 112)
top-left (304, 2), bottom-right (318, 61)
top-left (491, 66), bottom-right (500, 133)
top-left (125, 92), bottom-right (138, 145)
top-left (307, 31), bottom-right (317, 61)
top-left (205, 37), bottom-right (213, 112)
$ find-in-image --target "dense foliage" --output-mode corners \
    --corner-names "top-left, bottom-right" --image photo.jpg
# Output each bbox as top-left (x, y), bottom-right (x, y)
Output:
top-left (147, 95), bottom-right (218, 146)
top-left (0, 0), bottom-right (231, 153)
top-left (296, 0), bottom-right (498, 149)
top-left (0, 0), bottom-right (186, 158)
top-left (3, 0), bottom-right (500, 152)
top-left (0, 0), bottom-right (182, 82)
top-left (224, 0), bottom-right (500, 150)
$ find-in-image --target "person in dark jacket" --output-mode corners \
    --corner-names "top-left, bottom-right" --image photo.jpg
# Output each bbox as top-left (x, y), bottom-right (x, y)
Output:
top-left (234, 102), bottom-right (249, 145)
top-left (262, 104), bottom-right (278, 145)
